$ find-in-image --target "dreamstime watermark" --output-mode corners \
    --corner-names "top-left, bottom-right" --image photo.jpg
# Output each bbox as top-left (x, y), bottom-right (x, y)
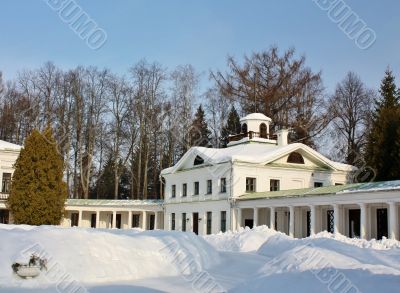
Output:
top-left (44, 0), bottom-right (108, 50)
top-left (313, 0), bottom-right (376, 50)
top-left (160, 240), bottom-right (226, 293)
top-left (20, 242), bottom-right (88, 293)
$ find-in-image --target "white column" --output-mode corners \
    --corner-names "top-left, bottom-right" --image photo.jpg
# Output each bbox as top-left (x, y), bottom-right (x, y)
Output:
top-left (112, 211), bottom-right (117, 229)
top-left (96, 210), bottom-right (100, 229)
top-left (310, 205), bottom-right (316, 236)
top-left (389, 202), bottom-right (398, 240)
top-left (289, 206), bottom-right (295, 237)
top-left (142, 211), bottom-right (147, 230)
top-left (78, 210), bottom-right (83, 227)
top-left (254, 208), bottom-right (259, 228)
top-left (360, 203), bottom-right (367, 239)
top-left (237, 208), bottom-right (242, 230)
top-left (154, 212), bottom-right (159, 230)
top-left (270, 207), bottom-right (275, 230)
top-left (333, 204), bottom-right (340, 235)
top-left (128, 211), bottom-right (132, 229)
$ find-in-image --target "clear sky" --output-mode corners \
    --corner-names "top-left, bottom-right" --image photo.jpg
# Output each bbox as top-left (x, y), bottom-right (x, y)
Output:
top-left (1, 0), bottom-right (399, 93)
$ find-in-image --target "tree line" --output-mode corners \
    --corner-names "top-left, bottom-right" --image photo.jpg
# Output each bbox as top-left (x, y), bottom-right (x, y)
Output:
top-left (0, 47), bottom-right (398, 199)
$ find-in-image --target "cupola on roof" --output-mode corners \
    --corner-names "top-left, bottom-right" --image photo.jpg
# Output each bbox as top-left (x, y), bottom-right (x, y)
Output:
top-left (240, 113), bottom-right (272, 123)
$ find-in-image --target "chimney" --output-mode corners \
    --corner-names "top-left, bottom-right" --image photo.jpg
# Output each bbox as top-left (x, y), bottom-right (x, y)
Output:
top-left (276, 129), bottom-right (289, 146)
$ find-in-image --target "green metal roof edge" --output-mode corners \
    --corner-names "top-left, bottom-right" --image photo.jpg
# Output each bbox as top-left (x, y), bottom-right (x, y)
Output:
top-left (66, 199), bottom-right (163, 206)
top-left (238, 183), bottom-right (363, 201)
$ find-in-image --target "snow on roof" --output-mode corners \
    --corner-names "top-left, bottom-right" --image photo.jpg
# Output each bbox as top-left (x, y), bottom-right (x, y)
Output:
top-left (240, 113), bottom-right (272, 122)
top-left (66, 199), bottom-right (163, 207)
top-left (161, 142), bottom-right (354, 175)
top-left (0, 140), bottom-right (22, 151)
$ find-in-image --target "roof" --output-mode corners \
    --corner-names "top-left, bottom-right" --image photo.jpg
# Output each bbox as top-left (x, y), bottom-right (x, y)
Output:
top-left (238, 180), bottom-right (400, 201)
top-left (0, 140), bottom-right (22, 151)
top-left (240, 113), bottom-right (272, 122)
top-left (66, 199), bottom-right (163, 207)
top-left (161, 142), bottom-right (354, 175)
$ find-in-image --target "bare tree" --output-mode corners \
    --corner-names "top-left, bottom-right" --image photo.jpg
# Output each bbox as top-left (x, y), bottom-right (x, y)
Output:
top-left (211, 46), bottom-right (326, 146)
top-left (327, 72), bottom-right (374, 164)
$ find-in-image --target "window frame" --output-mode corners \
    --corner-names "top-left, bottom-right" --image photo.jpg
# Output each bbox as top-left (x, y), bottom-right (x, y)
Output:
top-left (182, 183), bottom-right (187, 197)
top-left (194, 181), bottom-right (199, 196)
top-left (206, 180), bottom-right (212, 195)
top-left (220, 178), bottom-right (227, 193)
top-left (171, 213), bottom-right (176, 230)
top-left (1, 173), bottom-right (11, 193)
top-left (171, 185), bottom-right (176, 198)
top-left (182, 213), bottom-right (186, 232)
top-left (220, 211), bottom-right (227, 233)
top-left (314, 182), bottom-right (323, 188)
top-left (206, 211), bottom-right (212, 235)
top-left (270, 179), bottom-right (280, 192)
top-left (246, 177), bottom-right (256, 193)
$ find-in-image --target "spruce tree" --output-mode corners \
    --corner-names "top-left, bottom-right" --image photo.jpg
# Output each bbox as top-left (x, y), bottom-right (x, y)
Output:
top-left (190, 105), bottom-right (211, 147)
top-left (7, 127), bottom-right (67, 225)
top-left (365, 69), bottom-right (400, 181)
top-left (220, 106), bottom-right (241, 147)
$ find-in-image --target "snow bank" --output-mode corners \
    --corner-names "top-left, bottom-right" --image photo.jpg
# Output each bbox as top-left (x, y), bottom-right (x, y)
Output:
top-left (203, 226), bottom-right (286, 252)
top-left (204, 225), bottom-right (400, 252)
top-left (0, 225), bottom-right (220, 289)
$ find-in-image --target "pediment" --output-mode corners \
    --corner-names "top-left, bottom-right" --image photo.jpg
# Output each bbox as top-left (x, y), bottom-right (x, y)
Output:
top-left (266, 149), bottom-right (333, 171)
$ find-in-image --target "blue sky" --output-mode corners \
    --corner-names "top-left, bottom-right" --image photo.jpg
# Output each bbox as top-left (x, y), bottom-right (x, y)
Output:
top-left (1, 0), bottom-right (399, 93)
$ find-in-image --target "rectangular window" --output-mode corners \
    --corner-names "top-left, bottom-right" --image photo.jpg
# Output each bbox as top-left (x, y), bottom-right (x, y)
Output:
top-left (270, 179), bottom-right (280, 191)
top-left (314, 182), bottom-right (323, 188)
top-left (206, 212), bottom-right (212, 235)
top-left (182, 213), bottom-right (186, 232)
top-left (171, 213), bottom-right (175, 230)
top-left (335, 183), bottom-right (344, 186)
top-left (132, 214), bottom-right (140, 228)
top-left (207, 180), bottom-right (212, 194)
top-left (2, 173), bottom-right (11, 193)
top-left (182, 183), bottom-right (187, 197)
top-left (71, 213), bottom-right (79, 227)
top-left (220, 211), bottom-right (227, 233)
top-left (246, 177), bottom-right (256, 192)
top-left (220, 178), bottom-right (227, 193)
top-left (171, 185), bottom-right (176, 198)
top-left (194, 182), bottom-right (199, 195)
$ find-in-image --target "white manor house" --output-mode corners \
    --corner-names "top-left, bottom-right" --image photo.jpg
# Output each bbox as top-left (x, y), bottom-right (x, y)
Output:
top-left (0, 113), bottom-right (399, 241)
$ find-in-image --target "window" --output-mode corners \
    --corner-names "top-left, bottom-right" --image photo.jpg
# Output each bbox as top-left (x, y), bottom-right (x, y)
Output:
top-left (132, 214), bottom-right (140, 228)
top-left (260, 123), bottom-right (268, 138)
top-left (206, 180), bottom-right (212, 194)
top-left (220, 178), bottom-right (227, 193)
top-left (270, 179), bottom-right (280, 191)
top-left (241, 123), bottom-right (248, 134)
top-left (246, 177), bottom-right (256, 192)
top-left (182, 213), bottom-right (186, 232)
top-left (194, 156), bottom-right (204, 166)
top-left (182, 183), bottom-right (187, 197)
top-left (2, 173), bottom-right (11, 193)
top-left (171, 185), bottom-right (176, 198)
top-left (220, 211), bottom-right (227, 233)
top-left (71, 213), bottom-right (79, 227)
top-left (206, 212), bottom-right (212, 235)
top-left (287, 152), bottom-right (305, 164)
top-left (335, 183), bottom-right (344, 186)
top-left (171, 213), bottom-right (175, 230)
top-left (194, 182), bottom-right (199, 195)
top-left (314, 182), bottom-right (323, 188)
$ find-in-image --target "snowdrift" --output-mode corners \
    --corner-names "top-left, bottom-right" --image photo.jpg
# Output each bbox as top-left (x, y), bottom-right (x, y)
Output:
top-left (0, 225), bottom-right (220, 289)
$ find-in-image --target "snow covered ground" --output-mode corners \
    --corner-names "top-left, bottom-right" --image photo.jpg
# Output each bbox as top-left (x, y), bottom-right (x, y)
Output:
top-left (1, 225), bottom-right (399, 292)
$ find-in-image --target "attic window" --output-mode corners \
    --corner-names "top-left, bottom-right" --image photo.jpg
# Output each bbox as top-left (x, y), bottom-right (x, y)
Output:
top-left (287, 152), bottom-right (305, 164)
top-left (194, 156), bottom-right (204, 166)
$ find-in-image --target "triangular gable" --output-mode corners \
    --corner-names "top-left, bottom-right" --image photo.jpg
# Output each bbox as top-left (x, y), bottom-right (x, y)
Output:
top-left (262, 143), bottom-right (345, 171)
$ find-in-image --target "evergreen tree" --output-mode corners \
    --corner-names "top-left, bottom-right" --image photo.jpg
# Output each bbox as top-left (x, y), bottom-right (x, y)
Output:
top-left (7, 127), bottom-right (67, 225)
top-left (190, 105), bottom-right (211, 147)
top-left (365, 69), bottom-right (400, 181)
top-left (93, 155), bottom-right (130, 199)
top-left (220, 106), bottom-right (241, 147)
